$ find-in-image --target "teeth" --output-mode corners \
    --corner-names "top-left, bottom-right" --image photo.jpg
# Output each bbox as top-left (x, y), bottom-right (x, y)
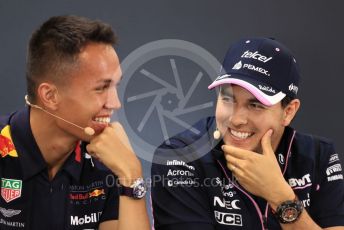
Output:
top-left (94, 117), bottom-right (110, 124)
top-left (231, 130), bottom-right (252, 139)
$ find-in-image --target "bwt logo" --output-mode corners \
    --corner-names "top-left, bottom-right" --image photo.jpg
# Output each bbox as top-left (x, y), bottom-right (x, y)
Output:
top-left (70, 212), bottom-right (102, 226)
top-left (214, 211), bottom-right (243, 226)
top-left (288, 174), bottom-right (311, 188)
top-left (326, 164), bottom-right (342, 176)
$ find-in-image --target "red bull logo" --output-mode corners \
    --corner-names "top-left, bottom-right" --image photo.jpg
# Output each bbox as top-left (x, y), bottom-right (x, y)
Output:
top-left (69, 193), bottom-right (89, 200)
top-left (0, 125), bottom-right (18, 158)
top-left (89, 189), bottom-right (105, 198)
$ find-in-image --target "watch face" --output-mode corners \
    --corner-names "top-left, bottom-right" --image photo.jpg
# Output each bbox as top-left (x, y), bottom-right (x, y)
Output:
top-left (282, 207), bottom-right (298, 222)
top-left (276, 199), bottom-right (303, 224)
top-left (132, 179), bottom-right (147, 199)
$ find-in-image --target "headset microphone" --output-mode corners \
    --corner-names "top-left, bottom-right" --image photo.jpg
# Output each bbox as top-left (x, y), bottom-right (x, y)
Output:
top-left (213, 129), bottom-right (221, 140)
top-left (25, 95), bottom-right (95, 136)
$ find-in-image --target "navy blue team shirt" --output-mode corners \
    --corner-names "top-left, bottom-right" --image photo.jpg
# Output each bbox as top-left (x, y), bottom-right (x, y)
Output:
top-left (151, 117), bottom-right (344, 230)
top-left (0, 108), bottom-right (119, 230)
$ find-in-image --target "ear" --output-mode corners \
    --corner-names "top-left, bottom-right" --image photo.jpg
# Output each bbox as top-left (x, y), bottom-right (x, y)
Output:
top-left (36, 83), bottom-right (60, 111)
top-left (282, 99), bottom-right (300, 126)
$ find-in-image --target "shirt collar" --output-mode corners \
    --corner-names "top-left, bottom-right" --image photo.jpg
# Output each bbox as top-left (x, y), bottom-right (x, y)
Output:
top-left (10, 107), bottom-right (83, 181)
top-left (10, 108), bottom-right (46, 180)
top-left (275, 126), bottom-right (295, 163)
top-left (62, 142), bottom-right (84, 182)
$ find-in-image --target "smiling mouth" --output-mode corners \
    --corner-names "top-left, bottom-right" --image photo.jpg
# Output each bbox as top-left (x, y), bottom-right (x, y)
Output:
top-left (92, 117), bottom-right (111, 124)
top-left (230, 129), bottom-right (254, 140)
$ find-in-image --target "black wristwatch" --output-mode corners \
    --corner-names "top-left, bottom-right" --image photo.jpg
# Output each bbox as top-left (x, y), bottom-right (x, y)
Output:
top-left (275, 199), bottom-right (303, 224)
top-left (119, 178), bottom-right (147, 199)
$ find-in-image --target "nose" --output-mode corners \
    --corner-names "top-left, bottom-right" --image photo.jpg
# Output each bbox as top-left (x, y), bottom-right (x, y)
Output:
top-left (229, 105), bottom-right (248, 127)
top-left (105, 88), bottom-right (121, 110)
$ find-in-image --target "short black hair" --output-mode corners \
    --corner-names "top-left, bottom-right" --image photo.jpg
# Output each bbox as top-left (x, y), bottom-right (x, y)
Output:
top-left (281, 96), bottom-right (293, 108)
top-left (26, 15), bottom-right (117, 102)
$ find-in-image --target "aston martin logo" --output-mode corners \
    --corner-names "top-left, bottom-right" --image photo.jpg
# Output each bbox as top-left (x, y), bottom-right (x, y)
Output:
top-left (0, 207), bottom-right (21, 217)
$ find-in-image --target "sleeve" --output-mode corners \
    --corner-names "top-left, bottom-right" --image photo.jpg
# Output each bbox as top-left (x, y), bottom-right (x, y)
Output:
top-left (309, 141), bottom-right (344, 227)
top-left (99, 174), bottom-right (119, 223)
top-left (151, 144), bottom-right (215, 230)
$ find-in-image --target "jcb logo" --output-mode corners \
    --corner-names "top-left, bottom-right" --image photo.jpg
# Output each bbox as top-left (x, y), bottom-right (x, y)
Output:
top-left (214, 211), bottom-right (242, 226)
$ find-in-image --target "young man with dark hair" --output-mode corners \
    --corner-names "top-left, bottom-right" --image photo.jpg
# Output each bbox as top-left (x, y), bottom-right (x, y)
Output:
top-left (0, 15), bottom-right (150, 230)
top-left (151, 37), bottom-right (344, 229)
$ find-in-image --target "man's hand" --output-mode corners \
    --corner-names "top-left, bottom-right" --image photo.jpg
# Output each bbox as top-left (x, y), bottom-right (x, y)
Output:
top-left (86, 122), bottom-right (142, 186)
top-left (222, 129), bottom-right (294, 209)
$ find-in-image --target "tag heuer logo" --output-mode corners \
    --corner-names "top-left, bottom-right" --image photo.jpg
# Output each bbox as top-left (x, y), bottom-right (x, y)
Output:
top-left (1, 178), bottom-right (22, 203)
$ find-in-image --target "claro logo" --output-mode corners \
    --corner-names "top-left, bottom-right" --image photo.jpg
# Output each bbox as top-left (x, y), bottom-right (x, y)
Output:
top-left (70, 212), bottom-right (102, 226)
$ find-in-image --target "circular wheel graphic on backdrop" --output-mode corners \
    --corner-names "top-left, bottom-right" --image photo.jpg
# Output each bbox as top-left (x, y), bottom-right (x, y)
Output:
top-left (118, 39), bottom-right (221, 164)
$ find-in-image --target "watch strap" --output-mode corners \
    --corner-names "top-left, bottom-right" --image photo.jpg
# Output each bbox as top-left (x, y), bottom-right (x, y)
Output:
top-left (119, 178), bottom-right (146, 199)
top-left (119, 185), bottom-right (134, 197)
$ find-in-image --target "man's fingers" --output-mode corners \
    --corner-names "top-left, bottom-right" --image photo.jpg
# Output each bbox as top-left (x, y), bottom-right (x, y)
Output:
top-left (225, 154), bottom-right (244, 170)
top-left (261, 129), bottom-right (274, 156)
top-left (109, 121), bottom-right (124, 131)
top-left (222, 145), bottom-right (250, 159)
top-left (224, 153), bottom-right (236, 164)
top-left (86, 144), bottom-right (97, 157)
top-left (227, 162), bottom-right (236, 171)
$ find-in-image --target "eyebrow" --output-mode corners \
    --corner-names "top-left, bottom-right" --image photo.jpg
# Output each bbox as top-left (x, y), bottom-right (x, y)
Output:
top-left (96, 79), bottom-right (112, 84)
top-left (96, 74), bottom-right (123, 84)
top-left (220, 87), bottom-right (232, 96)
top-left (220, 87), bottom-right (265, 105)
top-left (248, 98), bottom-right (262, 104)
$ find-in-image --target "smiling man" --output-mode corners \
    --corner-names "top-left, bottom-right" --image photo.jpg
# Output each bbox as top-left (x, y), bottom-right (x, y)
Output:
top-left (151, 37), bottom-right (344, 229)
top-left (0, 15), bottom-right (150, 230)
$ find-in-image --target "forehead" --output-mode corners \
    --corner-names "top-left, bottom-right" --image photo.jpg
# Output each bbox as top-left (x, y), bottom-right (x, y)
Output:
top-left (72, 43), bottom-right (122, 83)
top-left (219, 84), bottom-right (286, 110)
top-left (220, 84), bottom-right (256, 99)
